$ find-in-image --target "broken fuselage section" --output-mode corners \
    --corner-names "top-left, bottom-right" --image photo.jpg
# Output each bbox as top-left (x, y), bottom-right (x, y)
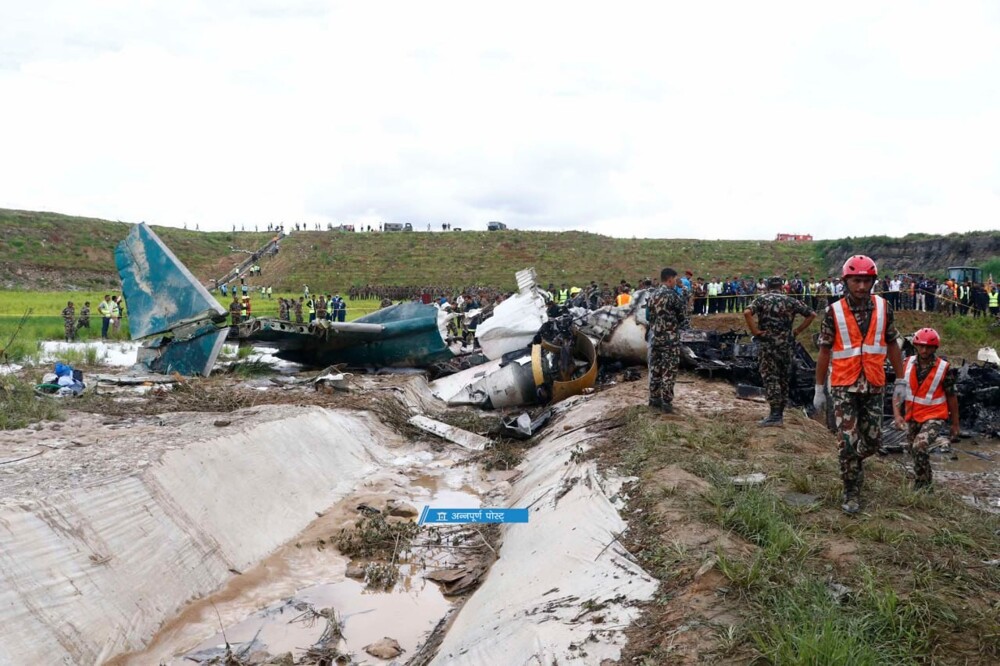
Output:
top-left (239, 301), bottom-right (461, 368)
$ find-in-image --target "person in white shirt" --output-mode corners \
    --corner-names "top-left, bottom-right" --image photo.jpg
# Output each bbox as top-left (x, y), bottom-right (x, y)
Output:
top-left (889, 277), bottom-right (902, 310)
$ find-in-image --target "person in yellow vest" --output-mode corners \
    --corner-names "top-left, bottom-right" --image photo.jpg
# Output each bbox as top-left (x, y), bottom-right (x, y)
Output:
top-left (958, 281), bottom-right (971, 315)
top-left (306, 296), bottom-right (316, 323)
top-left (98, 294), bottom-right (113, 339)
top-left (813, 255), bottom-right (905, 514)
top-left (989, 285), bottom-right (999, 317)
top-left (615, 287), bottom-right (632, 307)
top-left (558, 284), bottom-right (570, 305)
top-left (892, 328), bottom-right (959, 491)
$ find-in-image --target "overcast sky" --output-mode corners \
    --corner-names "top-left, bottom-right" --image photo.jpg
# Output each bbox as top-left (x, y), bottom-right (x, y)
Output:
top-left (1, 1), bottom-right (998, 239)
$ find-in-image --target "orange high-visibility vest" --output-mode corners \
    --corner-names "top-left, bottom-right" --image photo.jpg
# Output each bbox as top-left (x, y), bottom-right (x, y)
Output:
top-left (616, 293), bottom-right (632, 307)
top-left (903, 356), bottom-right (949, 422)
top-left (829, 295), bottom-right (888, 387)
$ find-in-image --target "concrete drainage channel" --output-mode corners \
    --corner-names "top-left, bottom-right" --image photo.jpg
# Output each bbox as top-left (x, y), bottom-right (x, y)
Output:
top-left (0, 384), bottom-right (656, 665)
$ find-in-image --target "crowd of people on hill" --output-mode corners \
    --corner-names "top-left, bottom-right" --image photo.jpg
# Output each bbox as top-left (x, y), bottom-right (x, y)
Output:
top-left (684, 273), bottom-right (998, 318)
top-left (345, 272), bottom-right (998, 320)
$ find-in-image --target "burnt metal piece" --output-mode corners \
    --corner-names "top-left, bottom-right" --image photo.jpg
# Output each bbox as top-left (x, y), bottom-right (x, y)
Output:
top-left (678, 329), bottom-right (816, 407)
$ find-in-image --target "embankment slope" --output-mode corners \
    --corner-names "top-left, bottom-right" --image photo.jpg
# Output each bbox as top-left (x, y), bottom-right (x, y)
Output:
top-left (2, 208), bottom-right (997, 292)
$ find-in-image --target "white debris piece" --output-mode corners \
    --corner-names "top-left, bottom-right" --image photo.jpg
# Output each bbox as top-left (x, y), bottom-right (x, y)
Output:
top-left (408, 415), bottom-right (491, 451)
top-left (475, 267), bottom-right (549, 360)
top-left (730, 472), bottom-right (767, 486)
top-left (977, 347), bottom-right (1000, 365)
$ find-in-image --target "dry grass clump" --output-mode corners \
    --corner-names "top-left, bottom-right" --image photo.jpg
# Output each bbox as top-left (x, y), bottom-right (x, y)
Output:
top-left (335, 512), bottom-right (420, 560)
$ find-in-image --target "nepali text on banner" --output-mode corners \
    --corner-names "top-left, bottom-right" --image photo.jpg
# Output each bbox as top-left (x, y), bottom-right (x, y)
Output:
top-left (418, 507), bottom-right (529, 525)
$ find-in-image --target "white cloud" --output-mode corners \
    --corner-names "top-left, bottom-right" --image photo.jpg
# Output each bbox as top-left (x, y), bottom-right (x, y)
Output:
top-left (0, 1), bottom-right (998, 239)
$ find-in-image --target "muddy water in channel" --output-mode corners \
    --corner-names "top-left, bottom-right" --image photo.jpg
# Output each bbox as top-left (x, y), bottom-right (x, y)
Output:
top-left (176, 570), bottom-right (450, 663)
top-left (118, 467), bottom-right (484, 664)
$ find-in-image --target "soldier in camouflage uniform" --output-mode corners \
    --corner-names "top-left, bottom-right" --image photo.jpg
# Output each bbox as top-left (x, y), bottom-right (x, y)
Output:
top-left (814, 255), bottom-right (906, 514)
top-left (77, 301), bottom-right (91, 333)
top-left (647, 267), bottom-right (689, 414)
top-left (278, 297), bottom-right (289, 320)
top-left (294, 297), bottom-right (304, 323)
top-left (743, 276), bottom-right (816, 426)
top-left (229, 294), bottom-right (242, 326)
top-left (61, 301), bottom-right (76, 342)
top-left (891, 328), bottom-right (960, 490)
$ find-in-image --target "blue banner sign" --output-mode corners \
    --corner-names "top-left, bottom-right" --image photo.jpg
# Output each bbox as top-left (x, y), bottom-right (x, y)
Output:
top-left (418, 507), bottom-right (529, 525)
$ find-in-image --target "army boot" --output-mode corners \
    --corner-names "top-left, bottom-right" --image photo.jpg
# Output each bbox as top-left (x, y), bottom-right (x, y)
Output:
top-left (841, 493), bottom-right (861, 515)
top-left (758, 409), bottom-right (784, 427)
top-left (841, 483), bottom-right (861, 515)
top-left (648, 397), bottom-right (663, 410)
top-left (660, 402), bottom-right (675, 414)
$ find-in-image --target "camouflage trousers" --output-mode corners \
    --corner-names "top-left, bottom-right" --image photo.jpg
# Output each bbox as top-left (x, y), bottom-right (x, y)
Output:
top-left (63, 319), bottom-right (75, 341)
top-left (830, 387), bottom-right (884, 497)
top-left (906, 419), bottom-right (948, 484)
top-left (648, 341), bottom-right (680, 405)
top-left (758, 341), bottom-right (792, 411)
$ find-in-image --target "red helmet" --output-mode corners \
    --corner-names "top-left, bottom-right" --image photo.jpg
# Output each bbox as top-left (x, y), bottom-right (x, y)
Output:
top-left (913, 327), bottom-right (940, 347)
top-left (842, 255), bottom-right (878, 278)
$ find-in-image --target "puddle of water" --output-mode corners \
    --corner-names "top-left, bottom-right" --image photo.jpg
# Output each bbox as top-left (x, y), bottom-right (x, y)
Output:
top-left (411, 473), bottom-right (483, 510)
top-left (934, 437), bottom-right (998, 473)
top-left (893, 436), bottom-right (1000, 512)
top-left (174, 568), bottom-right (450, 664)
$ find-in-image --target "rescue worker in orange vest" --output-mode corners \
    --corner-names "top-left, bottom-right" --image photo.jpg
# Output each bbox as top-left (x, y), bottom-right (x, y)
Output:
top-left (615, 287), bottom-right (632, 307)
top-left (892, 328), bottom-right (959, 490)
top-left (813, 255), bottom-right (905, 515)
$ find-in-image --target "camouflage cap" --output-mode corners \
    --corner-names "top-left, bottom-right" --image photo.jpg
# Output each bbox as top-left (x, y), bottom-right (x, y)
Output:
top-left (767, 276), bottom-right (784, 289)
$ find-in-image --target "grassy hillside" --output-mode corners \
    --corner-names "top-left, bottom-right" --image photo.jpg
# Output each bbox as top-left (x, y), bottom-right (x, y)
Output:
top-left (266, 229), bottom-right (825, 293)
top-left (1, 208), bottom-right (998, 294)
top-left (0, 209), bottom-right (272, 290)
top-left (0, 208), bottom-right (825, 292)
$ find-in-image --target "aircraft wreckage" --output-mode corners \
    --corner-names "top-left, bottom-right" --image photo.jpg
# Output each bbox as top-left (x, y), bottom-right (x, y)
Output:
top-left (114, 225), bottom-right (597, 406)
top-left (115, 223), bottom-right (1000, 425)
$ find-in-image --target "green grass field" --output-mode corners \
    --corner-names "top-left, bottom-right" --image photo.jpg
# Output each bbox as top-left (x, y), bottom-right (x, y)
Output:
top-left (0, 291), bottom-right (387, 363)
